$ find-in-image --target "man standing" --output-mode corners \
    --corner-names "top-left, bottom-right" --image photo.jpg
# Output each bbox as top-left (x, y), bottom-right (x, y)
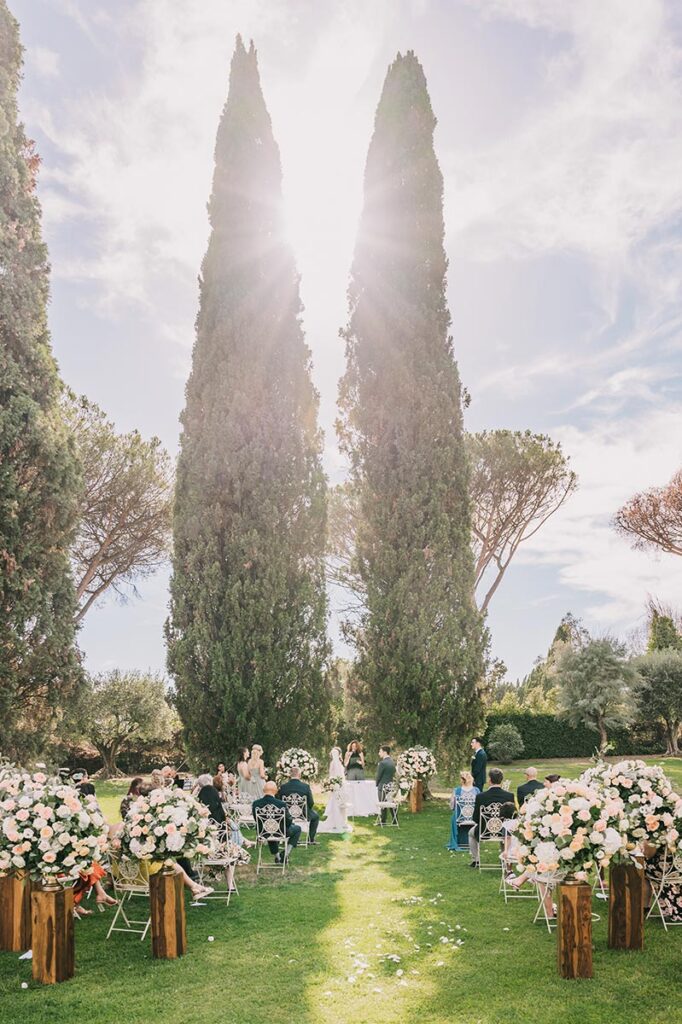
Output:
top-left (375, 745), bottom-right (396, 824)
top-left (278, 767), bottom-right (320, 845)
top-left (252, 782), bottom-right (301, 864)
top-left (468, 768), bottom-right (514, 869)
top-left (516, 766), bottom-right (544, 807)
top-left (470, 737), bottom-right (487, 792)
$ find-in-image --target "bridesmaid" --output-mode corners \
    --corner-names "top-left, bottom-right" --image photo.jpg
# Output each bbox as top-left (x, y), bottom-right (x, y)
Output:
top-left (248, 744), bottom-right (267, 799)
top-left (237, 747), bottom-right (253, 798)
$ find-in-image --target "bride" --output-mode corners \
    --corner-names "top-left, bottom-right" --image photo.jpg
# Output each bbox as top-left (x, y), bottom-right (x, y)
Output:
top-left (318, 746), bottom-right (352, 834)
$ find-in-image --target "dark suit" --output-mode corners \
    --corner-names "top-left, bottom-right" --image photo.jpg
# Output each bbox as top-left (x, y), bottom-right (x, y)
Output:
top-left (277, 779), bottom-right (320, 842)
top-left (197, 784), bottom-right (226, 825)
top-left (517, 779), bottom-right (544, 806)
top-left (252, 794), bottom-right (301, 857)
top-left (468, 785), bottom-right (515, 863)
top-left (375, 756), bottom-right (396, 823)
top-left (471, 747), bottom-right (487, 791)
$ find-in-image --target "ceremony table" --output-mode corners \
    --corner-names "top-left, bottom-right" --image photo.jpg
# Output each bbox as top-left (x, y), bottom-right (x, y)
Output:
top-left (344, 780), bottom-right (380, 817)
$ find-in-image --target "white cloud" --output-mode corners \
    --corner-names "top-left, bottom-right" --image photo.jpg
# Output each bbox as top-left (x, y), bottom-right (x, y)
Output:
top-left (27, 45), bottom-right (60, 79)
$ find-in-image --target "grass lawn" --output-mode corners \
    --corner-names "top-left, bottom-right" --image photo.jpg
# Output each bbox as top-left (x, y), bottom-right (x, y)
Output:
top-left (1, 758), bottom-right (681, 1024)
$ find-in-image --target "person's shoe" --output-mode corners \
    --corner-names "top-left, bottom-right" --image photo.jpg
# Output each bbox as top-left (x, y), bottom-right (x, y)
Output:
top-left (308, 840), bottom-right (319, 846)
top-left (274, 853), bottom-right (283, 864)
top-left (469, 861), bottom-right (479, 869)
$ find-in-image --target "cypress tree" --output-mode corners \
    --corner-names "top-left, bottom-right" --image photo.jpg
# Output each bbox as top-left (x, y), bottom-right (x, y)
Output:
top-left (167, 38), bottom-right (330, 764)
top-left (338, 51), bottom-right (487, 755)
top-left (647, 610), bottom-right (681, 652)
top-left (0, 3), bottom-right (81, 756)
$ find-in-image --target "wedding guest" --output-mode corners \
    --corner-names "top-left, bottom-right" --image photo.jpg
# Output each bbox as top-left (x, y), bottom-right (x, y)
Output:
top-left (150, 768), bottom-right (166, 790)
top-left (195, 773), bottom-right (226, 825)
top-left (375, 745), bottom-right (396, 823)
top-left (237, 747), bottom-right (255, 798)
top-left (517, 767), bottom-right (544, 806)
top-left (544, 773), bottom-right (561, 787)
top-left (252, 781), bottom-right (301, 864)
top-left (467, 768), bottom-right (514, 869)
top-left (248, 744), bottom-right (267, 799)
top-left (120, 777), bottom-right (144, 819)
top-left (161, 765), bottom-right (178, 786)
top-left (345, 741), bottom-right (366, 781)
top-left (278, 767), bottom-right (320, 845)
top-left (217, 762), bottom-right (226, 775)
top-left (447, 770), bottom-right (479, 850)
top-left (74, 770), bottom-right (96, 798)
top-left (644, 844), bottom-right (682, 922)
top-left (470, 737), bottom-right (487, 792)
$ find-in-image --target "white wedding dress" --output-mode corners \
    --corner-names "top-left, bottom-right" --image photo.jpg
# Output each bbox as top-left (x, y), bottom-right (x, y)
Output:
top-left (318, 753), bottom-right (352, 834)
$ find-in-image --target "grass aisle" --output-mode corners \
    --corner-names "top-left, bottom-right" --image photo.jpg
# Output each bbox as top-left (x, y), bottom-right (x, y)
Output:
top-left (1, 765), bottom-right (681, 1024)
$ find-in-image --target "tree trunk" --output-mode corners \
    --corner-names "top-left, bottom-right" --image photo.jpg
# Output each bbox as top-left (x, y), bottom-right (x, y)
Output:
top-left (99, 745), bottom-right (121, 779)
top-left (664, 720), bottom-right (680, 756)
top-left (597, 718), bottom-right (608, 753)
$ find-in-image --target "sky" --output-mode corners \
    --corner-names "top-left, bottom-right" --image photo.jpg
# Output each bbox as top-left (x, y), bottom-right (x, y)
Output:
top-left (11, 0), bottom-right (682, 680)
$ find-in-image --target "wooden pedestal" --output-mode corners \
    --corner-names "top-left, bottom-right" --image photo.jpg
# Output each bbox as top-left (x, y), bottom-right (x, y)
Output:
top-left (608, 861), bottom-right (644, 950)
top-left (409, 780), bottom-right (423, 814)
top-left (557, 881), bottom-right (593, 979)
top-left (149, 868), bottom-right (187, 959)
top-left (0, 873), bottom-right (32, 952)
top-left (31, 885), bottom-right (74, 985)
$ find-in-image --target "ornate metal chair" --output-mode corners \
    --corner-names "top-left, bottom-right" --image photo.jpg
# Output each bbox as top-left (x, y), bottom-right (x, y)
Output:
top-left (477, 802), bottom-right (505, 872)
top-left (255, 804), bottom-right (289, 874)
top-left (499, 825), bottom-right (535, 903)
top-left (281, 793), bottom-right (310, 847)
top-left (375, 782), bottom-right (400, 827)
top-left (106, 855), bottom-right (151, 941)
top-left (196, 824), bottom-right (245, 904)
top-left (452, 791), bottom-right (477, 851)
top-left (647, 849), bottom-right (682, 931)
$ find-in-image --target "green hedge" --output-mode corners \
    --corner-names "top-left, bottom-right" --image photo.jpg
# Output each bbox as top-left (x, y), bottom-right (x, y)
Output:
top-left (483, 713), bottom-right (664, 760)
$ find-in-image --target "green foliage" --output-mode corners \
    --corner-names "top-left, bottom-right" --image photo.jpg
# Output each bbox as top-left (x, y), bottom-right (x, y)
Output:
top-left (62, 392), bottom-right (173, 622)
top-left (0, 4), bottom-right (82, 757)
top-left (483, 712), bottom-right (661, 758)
top-left (634, 648), bottom-right (682, 755)
top-left (167, 39), bottom-right (330, 764)
top-left (68, 670), bottom-right (178, 777)
top-left (488, 722), bottom-right (525, 763)
top-left (555, 638), bottom-right (641, 752)
top-left (647, 609), bottom-right (681, 652)
top-left (337, 51), bottom-right (487, 760)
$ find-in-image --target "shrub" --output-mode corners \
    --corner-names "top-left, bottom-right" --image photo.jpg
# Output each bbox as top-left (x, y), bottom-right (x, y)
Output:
top-left (488, 723), bottom-right (525, 763)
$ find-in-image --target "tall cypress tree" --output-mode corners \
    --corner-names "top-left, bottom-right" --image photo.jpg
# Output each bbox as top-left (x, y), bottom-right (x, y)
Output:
top-left (338, 51), bottom-right (487, 755)
top-left (0, 3), bottom-right (81, 756)
top-left (167, 38), bottom-right (330, 764)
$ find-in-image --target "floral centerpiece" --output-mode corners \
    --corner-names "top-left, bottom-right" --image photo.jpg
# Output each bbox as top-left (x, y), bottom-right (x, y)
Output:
top-left (119, 787), bottom-right (217, 865)
top-left (579, 759), bottom-right (682, 854)
top-left (0, 768), bottom-right (108, 882)
top-left (515, 778), bottom-right (628, 881)
top-left (396, 747), bottom-right (437, 789)
top-left (275, 748), bottom-right (319, 785)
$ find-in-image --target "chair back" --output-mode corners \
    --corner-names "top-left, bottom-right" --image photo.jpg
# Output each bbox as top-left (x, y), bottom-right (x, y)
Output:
top-left (255, 804), bottom-right (287, 844)
top-left (479, 802), bottom-right (506, 841)
top-left (282, 793), bottom-right (309, 823)
top-left (110, 855), bottom-right (151, 892)
top-left (456, 791), bottom-right (477, 826)
top-left (379, 782), bottom-right (399, 804)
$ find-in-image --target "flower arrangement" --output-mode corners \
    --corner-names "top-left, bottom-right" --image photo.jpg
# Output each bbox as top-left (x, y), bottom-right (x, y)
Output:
top-left (275, 748), bottom-right (319, 785)
top-left (322, 776), bottom-right (345, 793)
top-left (579, 759), bottom-right (682, 853)
top-left (120, 787), bottom-right (217, 864)
top-left (0, 768), bottom-right (108, 882)
top-left (515, 778), bottom-right (628, 881)
top-left (396, 747), bottom-right (437, 788)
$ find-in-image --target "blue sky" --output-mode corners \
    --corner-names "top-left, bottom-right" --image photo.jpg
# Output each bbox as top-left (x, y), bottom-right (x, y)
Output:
top-left (12, 0), bottom-right (682, 679)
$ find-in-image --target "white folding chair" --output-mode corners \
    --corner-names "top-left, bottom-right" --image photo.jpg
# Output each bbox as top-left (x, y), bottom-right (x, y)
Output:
top-left (499, 829), bottom-right (535, 903)
top-left (255, 805), bottom-right (289, 874)
top-left (532, 871), bottom-right (562, 932)
top-left (375, 783), bottom-right (400, 827)
top-left (281, 793), bottom-right (310, 847)
top-left (227, 792), bottom-right (256, 829)
top-left (106, 856), bottom-right (151, 941)
top-left (647, 849), bottom-right (682, 931)
top-left (196, 824), bottom-right (241, 904)
top-left (477, 803), bottom-right (505, 872)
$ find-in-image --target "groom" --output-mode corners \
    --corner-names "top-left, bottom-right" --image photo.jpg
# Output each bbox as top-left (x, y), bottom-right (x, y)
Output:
top-left (375, 745), bottom-right (396, 824)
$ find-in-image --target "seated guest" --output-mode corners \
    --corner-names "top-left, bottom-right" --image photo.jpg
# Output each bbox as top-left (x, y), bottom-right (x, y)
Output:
top-left (468, 768), bottom-right (515, 869)
top-left (150, 768), bottom-right (166, 790)
top-left (544, 773), bottom-right (561, 787)
top-left (161, 764), bottom-right (178, 786)
top-left (278, 767), bottom-right (320, 845)
top-left (74, 770), bottom-right (96, 798)
top-left (447, 770), bottom-right (479, 850)
top-left (194, 773), bottom-right (226, 825)
top-left (252, 781), bottom-right (301, 864)
top-left (517, 766), bottom-right (544, 806)
top-left (120, 777), bottom-right (144, 819)
top-left (500, 801), bottom-right (520, 864)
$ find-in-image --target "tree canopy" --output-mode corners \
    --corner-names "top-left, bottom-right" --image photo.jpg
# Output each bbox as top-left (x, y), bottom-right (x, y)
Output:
top-left (615, 469), bottom-right (682, 557)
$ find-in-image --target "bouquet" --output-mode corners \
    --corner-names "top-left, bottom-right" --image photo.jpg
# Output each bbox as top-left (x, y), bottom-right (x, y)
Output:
top-left (0, 767), bottom-right (108, 882)
top-left (120, 787), bottom-right (217, 864)
top-left (322, 776), bottom-right (345, 793)
top-left (580, 759), bottom-right (682, 853)
top-left (275, 748), bottom-right (319, 785)
top-left (396, 747), bottom-right (437, 789)
top-left (515, 778), bottom-right (628, 881)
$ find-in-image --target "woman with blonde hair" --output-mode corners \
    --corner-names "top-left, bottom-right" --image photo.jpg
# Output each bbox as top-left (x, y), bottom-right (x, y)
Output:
top-left (447, 769), bottom-right (479, 851)
top-left (248, 744), bottom-right (267, 799)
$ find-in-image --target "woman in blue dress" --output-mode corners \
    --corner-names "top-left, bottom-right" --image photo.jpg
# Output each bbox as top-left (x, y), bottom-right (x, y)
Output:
top-left (447, 770), bottom-right (479, 850)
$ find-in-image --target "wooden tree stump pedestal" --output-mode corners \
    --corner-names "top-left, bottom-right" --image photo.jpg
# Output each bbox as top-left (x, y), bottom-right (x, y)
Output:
top-left (557, 881), bottom-right (593, 979)
top-left (409, 780), bottom-right (423, 814)
top-left (149, 867), bottom-right (187, 959)
top-left (31, 884), bottom-right (74, 984)
top-left (0, 873), bottom-right (32, 952)
top-left (608, 861), bottom-right (644, 950)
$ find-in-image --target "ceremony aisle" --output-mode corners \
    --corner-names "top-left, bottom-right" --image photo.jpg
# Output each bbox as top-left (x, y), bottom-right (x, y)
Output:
top-left (1, 763), bottom-right (681, 1024)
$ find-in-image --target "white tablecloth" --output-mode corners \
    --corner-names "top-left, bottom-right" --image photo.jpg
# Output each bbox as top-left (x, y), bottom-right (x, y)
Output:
top-left (344, 780), bottom-right (380, 817)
